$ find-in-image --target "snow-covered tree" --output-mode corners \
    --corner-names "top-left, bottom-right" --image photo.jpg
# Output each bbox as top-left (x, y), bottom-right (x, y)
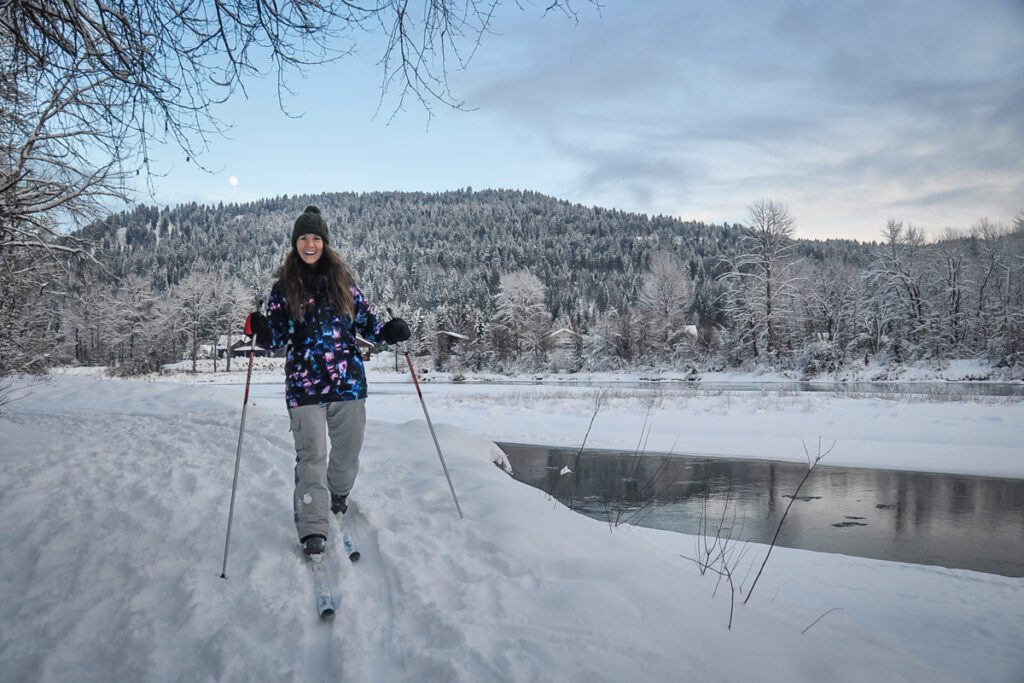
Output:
top-left (636, 253), bottom-right (693, 364)
top-left (172, 271), bottom-right (219, 373)
top-left (453, 310), bottom-right (491, 373)
top-left (585, 306), bottom-right (639, 370)
top-left (210, 273), bottom-right (252, 372)
top-left (0, 250), bottom-right (66, 374)
top-left (720, 199), bottom-right (803, 358)
top-left (934, 233), bottom-right (969, 357)
top-left (491, 271), bottom-right (551, 368)
top-left (866, 220), bottom-right (930, 360)
top-left (105, 274), bottom-right (174, 374)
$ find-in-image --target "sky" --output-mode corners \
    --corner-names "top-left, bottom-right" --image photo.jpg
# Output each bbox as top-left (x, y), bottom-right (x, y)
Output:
top-left (145, 0), bottom-right (1024, 242)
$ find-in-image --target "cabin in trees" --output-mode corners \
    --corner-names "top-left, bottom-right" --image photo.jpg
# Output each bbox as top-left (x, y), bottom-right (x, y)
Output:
top-left (212, 335), bottom-right (269, 358)
top-left (548, 328), bottom-right (582, 349)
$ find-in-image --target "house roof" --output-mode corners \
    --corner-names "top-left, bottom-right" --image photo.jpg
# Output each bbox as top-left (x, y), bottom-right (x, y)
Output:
top-left (216, 334), bottom-right (249, 348)
top-left (548, 327), bottom-right (581, 338)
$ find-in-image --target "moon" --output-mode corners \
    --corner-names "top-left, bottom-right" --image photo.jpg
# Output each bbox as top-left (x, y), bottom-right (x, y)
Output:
top-left (228, 176), bottom-right (239, 186)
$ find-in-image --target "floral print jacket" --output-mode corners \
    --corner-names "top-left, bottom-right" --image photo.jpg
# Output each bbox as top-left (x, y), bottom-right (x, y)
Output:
top-left (263, 279), bottom-right (383, 408)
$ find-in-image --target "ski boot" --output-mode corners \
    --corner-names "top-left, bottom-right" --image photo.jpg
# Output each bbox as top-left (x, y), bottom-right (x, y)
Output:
top-left (301, 534), bottom-right (326, 556)
top-left (331, 493), bottom-right (348, 516)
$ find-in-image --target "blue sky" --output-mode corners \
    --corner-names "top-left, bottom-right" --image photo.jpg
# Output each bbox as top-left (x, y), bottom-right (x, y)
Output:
top-left (146, 0), bottom-right (1024, 242)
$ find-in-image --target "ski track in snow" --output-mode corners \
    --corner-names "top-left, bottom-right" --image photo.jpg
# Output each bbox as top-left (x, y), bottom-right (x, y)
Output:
top-left (328, 505), bottom-right (396, 682)
top-left (302, 549), bottom-right (337, 683)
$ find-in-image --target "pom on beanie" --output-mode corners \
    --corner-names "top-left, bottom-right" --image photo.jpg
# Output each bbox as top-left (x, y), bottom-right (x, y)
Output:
top-left (291, 205), bottom-right (329, 249)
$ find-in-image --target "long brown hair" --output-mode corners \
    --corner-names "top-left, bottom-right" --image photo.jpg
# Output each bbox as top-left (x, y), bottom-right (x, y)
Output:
top-left (274, 247), bottom-right (355, 322)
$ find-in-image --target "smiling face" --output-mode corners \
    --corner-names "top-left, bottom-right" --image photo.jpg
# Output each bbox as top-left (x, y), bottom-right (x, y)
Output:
top-left (296, 233), bottom-right (324, 265)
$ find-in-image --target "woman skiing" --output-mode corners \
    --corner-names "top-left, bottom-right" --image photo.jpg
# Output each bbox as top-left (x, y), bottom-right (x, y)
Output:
top-left (248, 205), bottom-right (410, 556)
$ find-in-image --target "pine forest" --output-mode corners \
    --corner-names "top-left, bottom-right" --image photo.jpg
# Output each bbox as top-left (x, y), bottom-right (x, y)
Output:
top-left (7, 189), bottom-right (1024, 378)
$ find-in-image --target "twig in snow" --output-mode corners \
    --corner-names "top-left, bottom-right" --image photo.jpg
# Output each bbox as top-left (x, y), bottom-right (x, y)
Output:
top-left (744, 437), bottom-right (836, 604)
top-left (801, 607), bottom-right (843, 634)
top-left (566, 389), bottom-right (606, 510)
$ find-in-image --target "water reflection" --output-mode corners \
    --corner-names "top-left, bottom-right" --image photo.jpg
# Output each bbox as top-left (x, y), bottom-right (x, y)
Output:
top-left (499, 443), bottom-right (1024, 577)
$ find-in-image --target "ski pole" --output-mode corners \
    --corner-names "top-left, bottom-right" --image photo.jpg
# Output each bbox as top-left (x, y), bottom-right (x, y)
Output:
top-left (220, 308), bottom-right (260, 578)
top-left (405, 350), bottom-right (464, 519)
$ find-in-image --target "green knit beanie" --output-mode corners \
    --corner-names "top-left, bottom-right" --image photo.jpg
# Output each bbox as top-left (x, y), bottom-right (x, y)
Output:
top-left (291, 205), bottom-right (329, 249)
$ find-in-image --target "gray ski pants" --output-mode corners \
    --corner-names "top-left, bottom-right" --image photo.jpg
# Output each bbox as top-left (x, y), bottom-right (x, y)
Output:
top-left (288, 399), bottom-right (366, 541)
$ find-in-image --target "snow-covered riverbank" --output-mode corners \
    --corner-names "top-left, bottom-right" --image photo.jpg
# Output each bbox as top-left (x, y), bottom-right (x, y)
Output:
top-left (129, 356), bottom-right (1024, 479)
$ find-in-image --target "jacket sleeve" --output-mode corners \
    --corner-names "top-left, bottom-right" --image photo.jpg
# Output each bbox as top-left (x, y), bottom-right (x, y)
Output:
top-left (352, 285), bottom-right (384, 343)
top-left (263, 282), bottom-right (293, 350)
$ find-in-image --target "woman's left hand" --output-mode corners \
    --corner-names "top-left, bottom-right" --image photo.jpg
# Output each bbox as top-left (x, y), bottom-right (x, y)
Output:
top-left (381, 318), bottom-right (411, 344)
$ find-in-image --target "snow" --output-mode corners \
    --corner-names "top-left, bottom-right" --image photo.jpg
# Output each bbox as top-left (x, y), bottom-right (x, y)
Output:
top-left (1, 368), bottom-right (1022, 682)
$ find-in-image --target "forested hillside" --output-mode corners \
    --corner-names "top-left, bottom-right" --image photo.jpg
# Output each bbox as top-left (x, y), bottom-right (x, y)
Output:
top-left (82, 189), bottom-right (750, 315)
top-left (25, 190), bottom-right (1024, 376)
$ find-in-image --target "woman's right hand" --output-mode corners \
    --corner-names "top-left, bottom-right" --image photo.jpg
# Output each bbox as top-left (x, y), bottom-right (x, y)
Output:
top-left (245, 312), bottom-right (272, 347)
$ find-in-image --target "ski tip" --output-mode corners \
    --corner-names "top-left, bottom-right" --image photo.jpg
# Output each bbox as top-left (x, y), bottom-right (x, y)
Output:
top-left (349, 551), bottom-right (361, 562)
top-left (320, 607), bottom-right (335, 620)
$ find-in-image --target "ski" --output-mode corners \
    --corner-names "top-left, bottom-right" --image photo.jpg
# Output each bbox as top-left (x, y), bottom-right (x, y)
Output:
top-left (307, 554), bottom-right (336, 619)
top-left (342, 530), bottom-right (361, 562)
top-left (334, 511), bottom-right (361, 562)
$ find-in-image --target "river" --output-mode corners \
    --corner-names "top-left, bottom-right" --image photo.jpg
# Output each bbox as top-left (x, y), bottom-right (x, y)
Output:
top-left (499, 443), bottom-right (1024, 577)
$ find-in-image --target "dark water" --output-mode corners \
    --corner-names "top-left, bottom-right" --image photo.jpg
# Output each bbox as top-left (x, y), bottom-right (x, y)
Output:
top-left (499, 443), bottom-right (1024, 577)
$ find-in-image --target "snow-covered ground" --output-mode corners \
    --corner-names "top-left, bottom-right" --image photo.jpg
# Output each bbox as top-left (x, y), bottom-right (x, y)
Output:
top-left (1, 366), bottom-right (1021, 682)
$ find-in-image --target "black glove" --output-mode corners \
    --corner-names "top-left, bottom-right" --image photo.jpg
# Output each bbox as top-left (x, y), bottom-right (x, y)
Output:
top-left (246, 311), bottom-right (272, 348)
top-left (380, 317), bottom-right (411, 344)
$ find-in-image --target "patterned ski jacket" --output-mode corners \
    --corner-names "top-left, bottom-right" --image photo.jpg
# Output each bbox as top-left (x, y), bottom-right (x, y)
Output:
top-left (263, 278), bottom-right (384, 408)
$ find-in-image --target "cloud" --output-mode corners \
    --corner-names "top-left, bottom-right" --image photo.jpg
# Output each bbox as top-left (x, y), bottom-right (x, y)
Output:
top-left (467, 0), bottom-right (1024, 238)
top-left (884, 184), bottom-right (997, 210)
